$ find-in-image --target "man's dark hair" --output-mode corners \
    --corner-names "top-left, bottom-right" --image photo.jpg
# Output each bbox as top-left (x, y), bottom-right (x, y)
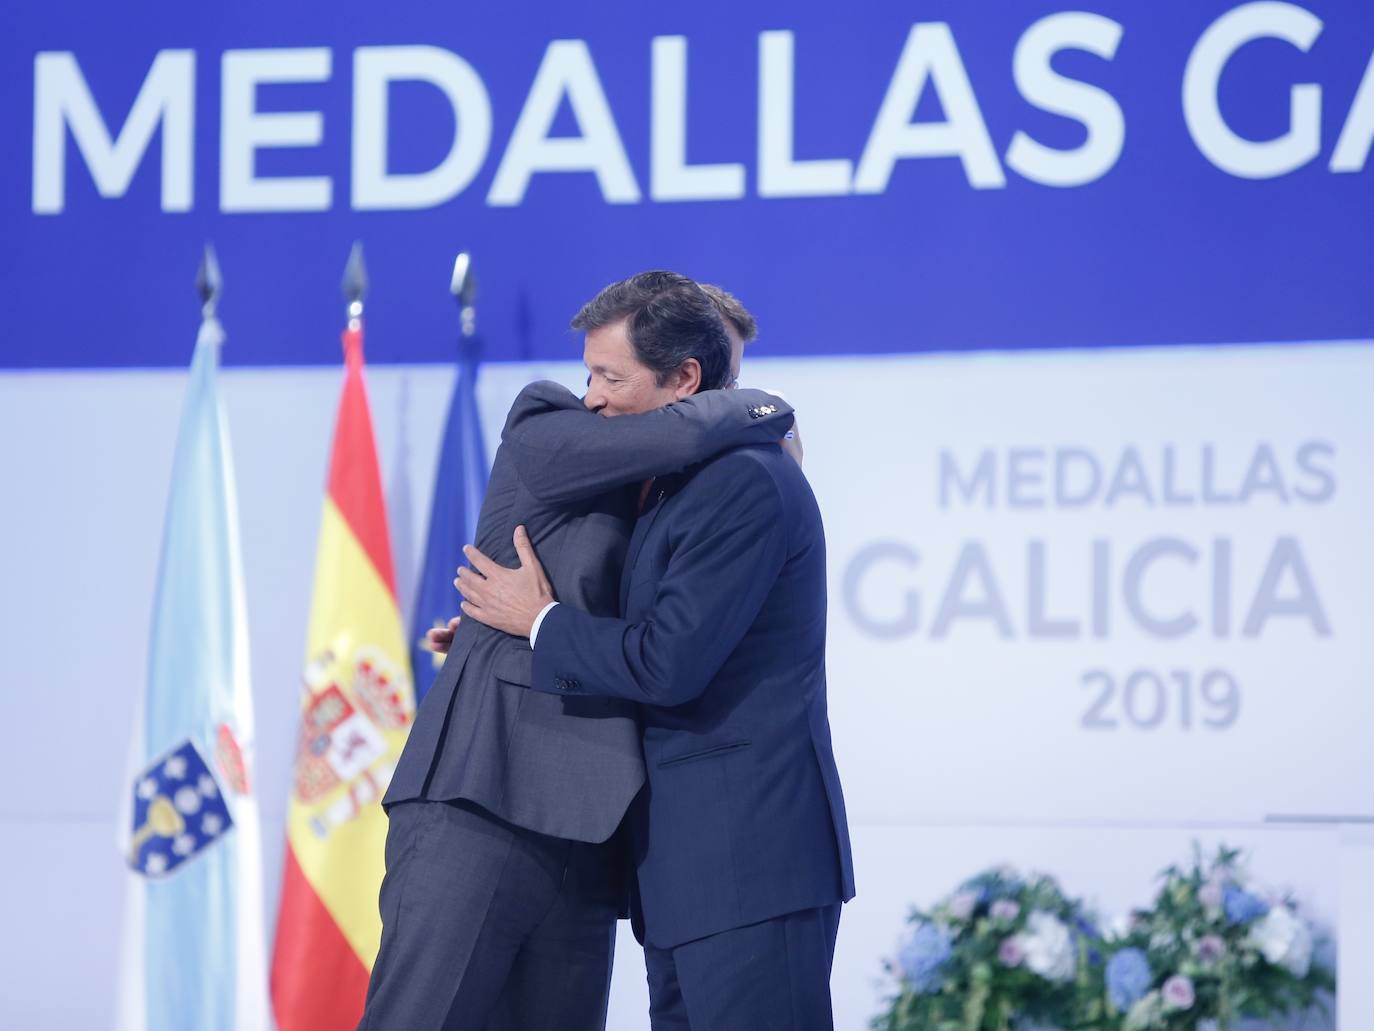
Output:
top-left (700, 284), bottom-right (757, 344)
top-left (571, 271), bottom-right (732, 391)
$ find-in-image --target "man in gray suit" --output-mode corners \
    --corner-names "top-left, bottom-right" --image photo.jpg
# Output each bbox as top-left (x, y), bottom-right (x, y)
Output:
top-left (358, 272), bottom-right (793, 1030)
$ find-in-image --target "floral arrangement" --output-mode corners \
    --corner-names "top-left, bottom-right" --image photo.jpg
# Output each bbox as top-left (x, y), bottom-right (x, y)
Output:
top-left (1096, 845), bottom-right (1334, 1030)
top-left (875, 847), bottom-right (1334, 1031)
top-left (874, 866), bottom-right (1102, 1031)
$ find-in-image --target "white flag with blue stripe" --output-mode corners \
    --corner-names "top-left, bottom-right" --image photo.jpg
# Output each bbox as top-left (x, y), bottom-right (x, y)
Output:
top-left (115, 312), bottom-right (271, 1030)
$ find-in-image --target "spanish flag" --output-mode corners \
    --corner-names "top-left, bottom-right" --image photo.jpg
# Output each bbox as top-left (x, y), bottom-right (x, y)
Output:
top-left (270, 320), bottom-right (415, 1029)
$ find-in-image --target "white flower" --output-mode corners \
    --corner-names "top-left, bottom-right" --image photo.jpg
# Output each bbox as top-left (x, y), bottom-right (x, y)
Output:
top-left (162, 755), bottom-right (187, 780)
top-left (1124, 990), bottom-right (1163, 1031)
top-left (144, 853), bottom-right (168, 875)
top-left (171, 834), bottom-right (195, 857)
top-left (201, 813), bottom-right (224, 836)
top-left (1248, 905), bottom-right (1313, 977)
top-left (174, 786), bottom-right (202, 815)
top-left (198, 774), bottom-right (219, 798)
top-left (1149, 930), bottom-right (1177, 953)
top-left (1106, 912), bottom-right (1135, 940)
top-left (136, 778), bottom-right (158, 800)
top-left (1017, 911), bottom-right (1076, 983)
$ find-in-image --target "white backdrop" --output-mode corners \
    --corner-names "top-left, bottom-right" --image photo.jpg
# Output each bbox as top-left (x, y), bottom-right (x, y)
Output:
top-left (2, 342), bottom-right (1371, 1028)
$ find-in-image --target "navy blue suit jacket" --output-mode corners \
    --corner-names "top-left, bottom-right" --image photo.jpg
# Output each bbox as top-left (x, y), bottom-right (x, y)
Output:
top-left (532, 443), bottom-right (856, 948)
top-left (387, 382), bottom-right (794, 844)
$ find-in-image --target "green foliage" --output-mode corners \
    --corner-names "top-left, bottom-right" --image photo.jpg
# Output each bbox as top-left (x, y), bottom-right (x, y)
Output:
top-left (1092, 845), bottom-right (1335, 1031)
top-left (874, 847), bottom-right (1335, 1031)
top-left (873, 867), bottom-right (1103, 1031)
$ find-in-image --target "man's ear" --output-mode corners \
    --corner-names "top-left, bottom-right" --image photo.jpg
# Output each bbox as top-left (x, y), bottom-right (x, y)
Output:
top-left (672, 358), bottom-right (703, 400)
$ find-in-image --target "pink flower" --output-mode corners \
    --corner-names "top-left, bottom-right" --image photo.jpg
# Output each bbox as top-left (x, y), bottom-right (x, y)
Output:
top-left (1197, 935), bottom-right (1225, 964)
top-left (949, 891), bottom-right (978, 921)
top-left (998, 937), bottom-right (1025, 967)
top-left (1162, 974), bottom-right (1196, 1011)
top-left (991, 899), bottom-right (1021, 922)
top-left (1198, 881), bottom-right (1224, 910)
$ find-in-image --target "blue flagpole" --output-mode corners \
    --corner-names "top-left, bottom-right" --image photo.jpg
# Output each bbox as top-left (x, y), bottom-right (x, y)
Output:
top-left (410, 253), bottom-right (490, 701)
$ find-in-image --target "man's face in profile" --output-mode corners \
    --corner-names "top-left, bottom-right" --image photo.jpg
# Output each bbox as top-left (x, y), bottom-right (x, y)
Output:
top-left (583, 318), bottom-right (688, 417)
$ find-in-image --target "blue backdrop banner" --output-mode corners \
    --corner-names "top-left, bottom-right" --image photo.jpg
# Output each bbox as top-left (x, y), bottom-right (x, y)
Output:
top-left (6, 0), bottom-right (1374, 368)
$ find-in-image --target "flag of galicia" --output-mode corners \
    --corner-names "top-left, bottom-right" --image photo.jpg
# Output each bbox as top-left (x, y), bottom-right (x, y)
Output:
top-left (129, 740), bottom-right (234, 878)
top-left (410, 335), bottom-right (489, 701)
top-left (115, 294), bottom-right (271, 1031)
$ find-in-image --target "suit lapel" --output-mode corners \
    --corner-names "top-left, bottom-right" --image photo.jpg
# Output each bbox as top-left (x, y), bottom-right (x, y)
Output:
top-left (620, 481), bottom-right (670, 613)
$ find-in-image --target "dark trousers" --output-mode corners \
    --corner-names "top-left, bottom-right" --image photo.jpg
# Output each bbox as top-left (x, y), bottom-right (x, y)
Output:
top-left (358, 799), bottom-right (620, 1031)
top-left (643, 904), bottom-right (842, 1031)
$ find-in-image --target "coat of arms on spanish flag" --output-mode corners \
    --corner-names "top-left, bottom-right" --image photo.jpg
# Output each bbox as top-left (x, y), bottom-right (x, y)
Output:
top-left (271, 293), bottom-right (415, 1029)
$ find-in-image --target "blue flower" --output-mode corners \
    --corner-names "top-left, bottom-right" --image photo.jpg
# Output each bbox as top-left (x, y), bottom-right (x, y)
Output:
top-left (1222, 885), bottom-right (1269, 925)
top-left (899, 922), bottom-right (953, 993)
top-left (958, 876), bottom-right (994, 904)
top-left (1106, 948), bottom-right (1153, 1012)
top-left (1075, 917), bottom-right (1104, 965)
top-left (1076, 916), bottom-right (1104, 941)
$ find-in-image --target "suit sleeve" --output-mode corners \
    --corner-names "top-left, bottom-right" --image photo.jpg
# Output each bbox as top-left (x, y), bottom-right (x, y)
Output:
top-left (502, 383), bottom-right (794, 506)
top-left (530, 459), bottom-right (788, 707)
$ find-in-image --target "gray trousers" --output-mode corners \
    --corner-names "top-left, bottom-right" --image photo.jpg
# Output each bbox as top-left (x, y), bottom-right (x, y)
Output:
top-left (358, 799), bottom-right (621, 1031)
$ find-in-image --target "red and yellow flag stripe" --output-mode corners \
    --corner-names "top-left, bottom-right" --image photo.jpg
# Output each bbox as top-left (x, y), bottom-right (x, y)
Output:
top-left (271, 326), bottom-right (415, 1029)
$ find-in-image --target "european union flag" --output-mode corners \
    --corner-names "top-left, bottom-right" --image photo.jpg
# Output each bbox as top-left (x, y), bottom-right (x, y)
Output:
top-left (128, 740), bottom-right (234, 878)
top-left (410, 335), bottom-right (489, 701)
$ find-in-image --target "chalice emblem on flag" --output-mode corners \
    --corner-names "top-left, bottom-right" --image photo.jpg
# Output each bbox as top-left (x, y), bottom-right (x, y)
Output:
top-left (127, 739), bottom-right (235, 878)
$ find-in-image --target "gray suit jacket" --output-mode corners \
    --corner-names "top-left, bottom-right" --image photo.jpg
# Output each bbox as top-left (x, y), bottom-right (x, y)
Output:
top-left (384, 380), bottom-right (795, 843)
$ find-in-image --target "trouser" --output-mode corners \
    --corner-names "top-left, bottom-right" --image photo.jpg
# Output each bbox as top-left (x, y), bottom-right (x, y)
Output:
top-left (358, 798), bottom-right (621, 1031)
top-left (642, 904), bottom-right (842, 1031)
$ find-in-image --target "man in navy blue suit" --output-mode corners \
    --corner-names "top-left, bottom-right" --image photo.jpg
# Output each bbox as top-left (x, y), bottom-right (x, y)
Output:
top-left (457, 286), bottom-right (855, 1029)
